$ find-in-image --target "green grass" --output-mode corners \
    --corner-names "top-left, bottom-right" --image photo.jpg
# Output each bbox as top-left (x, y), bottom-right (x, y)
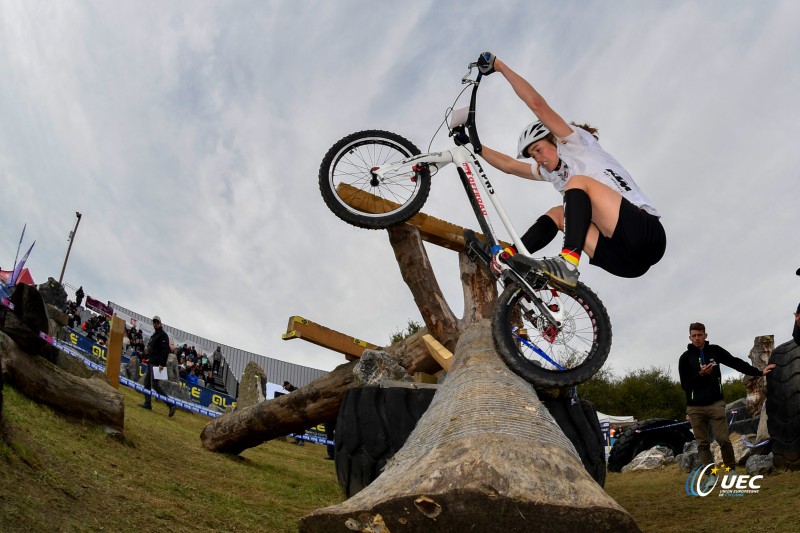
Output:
top-left (605, 467), bottom-right (800, 532)
top-left (0, 385), bottom-right (341, 532)
top-left (3, 383), bottom-right (800, 532)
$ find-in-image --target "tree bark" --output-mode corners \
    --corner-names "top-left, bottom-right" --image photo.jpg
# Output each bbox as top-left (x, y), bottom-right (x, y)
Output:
top-left (0, 330), bottom-right (125, 431)
top-left (201, 227), bottom-right (496, 454)
top-left (300, 320), bottom-right (639, 532)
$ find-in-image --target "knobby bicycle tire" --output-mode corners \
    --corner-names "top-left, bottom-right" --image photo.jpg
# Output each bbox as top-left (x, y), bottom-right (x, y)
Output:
top-left (319, 130), bottom-right (432, 229)
top-left (767, 339), bottom-right (800, 470)
top-left (491, 281), bottom-right (612, 389)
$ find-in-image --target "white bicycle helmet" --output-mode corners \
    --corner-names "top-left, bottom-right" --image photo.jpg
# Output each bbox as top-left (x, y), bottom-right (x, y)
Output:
top-left (516, 121), bottom-right (551, 159)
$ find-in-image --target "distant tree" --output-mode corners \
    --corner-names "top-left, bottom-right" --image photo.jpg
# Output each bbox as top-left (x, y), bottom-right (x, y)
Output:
top-left (389, 319), bottom-right (423, 345)
top-left (722, 377), bottom-right (748, 404)
top-left (578, 367), bottom-right (685, 421)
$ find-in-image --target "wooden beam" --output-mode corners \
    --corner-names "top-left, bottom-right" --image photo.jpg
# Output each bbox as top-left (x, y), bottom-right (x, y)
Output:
top-left (336, 183), bottom-right (511, 251)
top-left (106, 315), bottom-right (125, 389)
top-left (282, 315), bottom-right (379, 360)
top-left (422, 334), bottom-right (453, 371)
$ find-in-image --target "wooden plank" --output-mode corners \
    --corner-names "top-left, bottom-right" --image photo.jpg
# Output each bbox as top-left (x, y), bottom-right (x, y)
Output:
top-left (422, 333), bottom-right (453, 371)
top-left (106, 315), bottom-right (125, 389)
top-left (336, 183), bottom-right (511, 251)
top-left (282, 315), bottom-right (379, 360)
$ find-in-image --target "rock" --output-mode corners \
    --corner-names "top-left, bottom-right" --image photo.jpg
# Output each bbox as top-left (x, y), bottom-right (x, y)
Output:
top-left (622, 446), bottom-right (674, 472)
top-left (746, 453), bottom-right (774, 475)
top-left (353, 349), bottom-right (413, 386)
top-left (676, 451), bottom-right (702, 472)
top-left (711, 432), bottom-right (752, 466)
top-left (159, 380), bottom-right (193, 403)
top-left (166, 353), bottom-right (180, 382)
top-left (46, 304), bottom-right (69, 327)
top-left (3, 283), bottom-right (50, 354)
top-left (756, 400), bottom-right (770, 443)
top-left (682, 440), bottom-right (699, 454)
top-left (236, 361), bottom-right (267, 409)
top-left (126, 355), bottom-right (143, 383)
top-left (36, 277), bottom-right (68, 310)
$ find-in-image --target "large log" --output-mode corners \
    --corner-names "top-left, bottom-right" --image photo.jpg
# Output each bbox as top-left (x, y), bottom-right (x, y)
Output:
top-left (0, 330), bottom-right (125, 431)
top-left (300, 320), bottom-right (639, 532)
top-left (200, 227), bottom-right (495, 454)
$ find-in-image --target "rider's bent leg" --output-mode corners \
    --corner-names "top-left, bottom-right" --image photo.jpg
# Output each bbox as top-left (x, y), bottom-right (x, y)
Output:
top-left (560, 188), bottom-right (592, 267)
top-left (521, 213), bottom-right (560, 254)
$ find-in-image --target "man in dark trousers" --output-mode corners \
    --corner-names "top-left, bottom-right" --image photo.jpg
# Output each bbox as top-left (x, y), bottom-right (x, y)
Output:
top-left (75, 286), bottom-right (84, 307)
top-left (679, 322), bottom-right (775, 468)
top-left (140, 315), bottom-right (176, 417)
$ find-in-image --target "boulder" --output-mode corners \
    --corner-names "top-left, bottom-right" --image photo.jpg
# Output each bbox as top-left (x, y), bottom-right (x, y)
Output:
top-left (746, 453), bottom-right (774, 475)
top-left (622, 446), bottom-right (674, 472)
top-left (756, 402), bottom-right (770, 443)
top-left (46, 304), bottom-right (69, 328)
top-left (711, 432), bottom-right (750, 465)
top-left (236, 361), bottom-right (267, 409)
top-left (353, 349), bottom-right (413, 386)
top-left (37, 277), bottom-right (68, 310)
top-left (676, 451), bottom-right (702, 472)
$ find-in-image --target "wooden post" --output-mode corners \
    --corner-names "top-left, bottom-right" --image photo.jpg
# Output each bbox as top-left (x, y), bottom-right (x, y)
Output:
top-left (106, 316), bottom-right (125, 389)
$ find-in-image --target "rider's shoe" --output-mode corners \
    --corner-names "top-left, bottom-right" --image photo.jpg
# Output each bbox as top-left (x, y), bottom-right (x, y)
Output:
top-left (490, 250), bottom-right (512, 276)
top-left (511, 255), bottom-right (579, 290)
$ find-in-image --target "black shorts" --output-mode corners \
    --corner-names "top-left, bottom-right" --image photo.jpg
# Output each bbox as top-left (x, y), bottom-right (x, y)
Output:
top-left (590, 198), bottom-right (666, 278)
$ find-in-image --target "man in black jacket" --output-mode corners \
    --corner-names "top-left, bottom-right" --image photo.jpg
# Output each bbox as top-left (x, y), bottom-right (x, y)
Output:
top-left (678, 322), bottom-right (775, 467)
top-left (140, 316), bottom-right (176, 417)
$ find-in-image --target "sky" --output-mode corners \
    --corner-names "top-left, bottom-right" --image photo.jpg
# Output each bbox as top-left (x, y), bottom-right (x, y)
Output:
top-left (1, 0), bottom-right (798, 385)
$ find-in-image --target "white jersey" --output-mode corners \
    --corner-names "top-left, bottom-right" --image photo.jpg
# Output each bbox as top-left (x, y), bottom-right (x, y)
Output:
top-left (529, 127), bottom-right (660, 217)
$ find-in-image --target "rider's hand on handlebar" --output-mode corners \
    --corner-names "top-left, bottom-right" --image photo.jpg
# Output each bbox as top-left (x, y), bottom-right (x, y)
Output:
top-left (477, 52), bottom-right (496, 75)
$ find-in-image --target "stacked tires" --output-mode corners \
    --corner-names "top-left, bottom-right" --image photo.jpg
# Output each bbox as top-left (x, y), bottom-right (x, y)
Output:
top-left (542, 397), bottom-right (607, 486)
top-left (767, 340), bottom-right (800, 469)
top-left (335, 385), bottom-right (607, 497)
top-left (334, 385), bottom-right (437, 497)
top-left (607, 418), bottom-right (693, 472)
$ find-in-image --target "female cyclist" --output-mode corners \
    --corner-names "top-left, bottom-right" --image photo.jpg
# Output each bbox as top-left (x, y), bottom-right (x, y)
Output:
top-left (475, 52), bottom-right (666, 289)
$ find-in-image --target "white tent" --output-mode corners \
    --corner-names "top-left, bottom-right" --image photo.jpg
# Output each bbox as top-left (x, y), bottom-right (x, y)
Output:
top-left (596, 411), bottom-right (635, 426)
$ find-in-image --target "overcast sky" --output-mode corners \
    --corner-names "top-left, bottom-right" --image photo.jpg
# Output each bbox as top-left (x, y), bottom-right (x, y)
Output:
top-left (1, 1), bottom-right (798, 385)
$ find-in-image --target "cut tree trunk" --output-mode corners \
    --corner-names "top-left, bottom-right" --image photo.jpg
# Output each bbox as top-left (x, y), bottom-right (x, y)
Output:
top-left (200, 226), bottom-right (495, 454)
top-left (0, 330), bottom-right (125, 431)
top-left (299, 320), bottom-right (640, 532)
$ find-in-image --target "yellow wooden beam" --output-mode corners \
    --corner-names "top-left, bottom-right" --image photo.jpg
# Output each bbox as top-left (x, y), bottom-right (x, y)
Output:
top-left (282, 315), bottom-right (379, 360)
top-left (422, 334), bottom-right (453, 371)
top-left (336, 183), bottom-right (511, 251)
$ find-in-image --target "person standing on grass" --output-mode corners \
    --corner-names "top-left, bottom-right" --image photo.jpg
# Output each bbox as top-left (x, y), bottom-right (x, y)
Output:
top-left (678, 322), bottom-right (775, 468)
top-left (139, 316), bottom-right (176, 417)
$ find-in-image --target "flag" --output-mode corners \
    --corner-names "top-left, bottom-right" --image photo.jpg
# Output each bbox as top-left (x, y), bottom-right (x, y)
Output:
top-left (12, 223), bottom-right (26, 271)
top-left (10, 241), bottom-right (35, 287)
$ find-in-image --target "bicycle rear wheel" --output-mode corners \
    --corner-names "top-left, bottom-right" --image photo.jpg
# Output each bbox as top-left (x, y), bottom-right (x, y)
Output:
top-left (491, 281), bottom-right (611, 389)
top-left (319, 130), bottom-right (432, 229)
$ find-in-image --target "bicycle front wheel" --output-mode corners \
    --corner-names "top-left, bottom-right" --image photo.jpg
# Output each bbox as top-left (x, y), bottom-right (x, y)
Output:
top-left (319, 130), bottom-right (432, 229)
top-left (491, 281), bottom-right (612, 389)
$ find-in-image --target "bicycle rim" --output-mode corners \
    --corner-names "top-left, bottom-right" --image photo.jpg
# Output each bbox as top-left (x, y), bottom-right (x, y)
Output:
top-left (493, 282), bottom-right (611, 387)
top-left (328, 136), bottom-right (423, 219)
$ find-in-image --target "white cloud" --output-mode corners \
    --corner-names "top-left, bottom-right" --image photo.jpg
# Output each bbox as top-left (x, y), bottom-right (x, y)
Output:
top-left (1, 0), bottom-right (798, 384)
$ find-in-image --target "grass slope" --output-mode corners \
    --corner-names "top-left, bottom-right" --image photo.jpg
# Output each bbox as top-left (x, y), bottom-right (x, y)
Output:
top-left (0, 385), bottom-right (340, 532)
top-left (2, 383), bottom-right (800, 532)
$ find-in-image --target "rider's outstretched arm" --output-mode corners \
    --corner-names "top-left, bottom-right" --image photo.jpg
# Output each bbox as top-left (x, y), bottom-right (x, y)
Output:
top-left (494, 59), bottom-right (572, 138)
top-left (480, 145), bottom-right (541, 180)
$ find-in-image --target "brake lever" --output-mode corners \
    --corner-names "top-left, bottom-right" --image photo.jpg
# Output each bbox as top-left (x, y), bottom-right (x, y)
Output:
top-left (462, 63), bottom-right (477, 84)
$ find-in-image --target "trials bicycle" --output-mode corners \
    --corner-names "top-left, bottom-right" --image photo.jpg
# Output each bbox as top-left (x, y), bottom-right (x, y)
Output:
top-left (318, 60), bottom-right (612, 389)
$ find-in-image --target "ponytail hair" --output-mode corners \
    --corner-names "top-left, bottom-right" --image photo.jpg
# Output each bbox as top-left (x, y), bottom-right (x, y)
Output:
top-left (571, 122), bottom-right (599, 140)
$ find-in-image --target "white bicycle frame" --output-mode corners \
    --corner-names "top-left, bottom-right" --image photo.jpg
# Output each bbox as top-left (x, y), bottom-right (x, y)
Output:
top-left (371, 138), bottom-right (568, 328)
